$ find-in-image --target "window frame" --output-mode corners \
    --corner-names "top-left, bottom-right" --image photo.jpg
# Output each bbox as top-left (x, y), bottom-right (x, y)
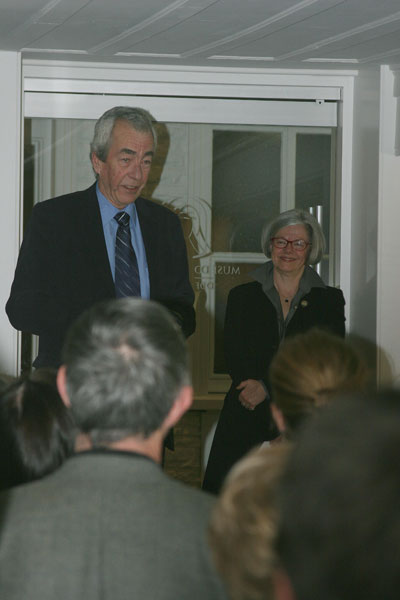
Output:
top-left (20, 60), bottom-right (356, 399)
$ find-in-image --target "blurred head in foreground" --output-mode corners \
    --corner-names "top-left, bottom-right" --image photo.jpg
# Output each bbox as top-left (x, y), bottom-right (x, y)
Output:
top-left (269, 328), bottom-right (369, 437)
top-left (209, 443), bottom-right (292, 600)
top-left (275, 389), bottom-right (400, 600)
top-left (0, 372), bottom-right (14, 392)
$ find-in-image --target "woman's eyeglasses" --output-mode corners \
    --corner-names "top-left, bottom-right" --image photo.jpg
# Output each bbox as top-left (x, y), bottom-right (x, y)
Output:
top-left (270, 237), bottom-right (311, 252)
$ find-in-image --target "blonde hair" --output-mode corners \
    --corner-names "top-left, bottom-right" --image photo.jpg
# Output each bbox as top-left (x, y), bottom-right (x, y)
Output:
top-left (269, 328), bottom-right (369, 434)
top-left (208, 444), bottom-right (292, 600)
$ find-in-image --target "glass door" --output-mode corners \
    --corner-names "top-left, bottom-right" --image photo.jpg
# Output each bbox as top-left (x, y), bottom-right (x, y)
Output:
top-left (23, 118), bottom-right (335, 395)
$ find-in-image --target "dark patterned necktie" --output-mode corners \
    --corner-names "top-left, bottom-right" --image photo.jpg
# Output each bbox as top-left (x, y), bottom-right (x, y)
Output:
top-left (114, 211), bottom-right (141, 298)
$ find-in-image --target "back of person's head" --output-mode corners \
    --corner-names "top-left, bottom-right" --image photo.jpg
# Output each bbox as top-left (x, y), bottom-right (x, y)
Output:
top-left (276, 389), bottom-right (400, 600)
top-left (0, 368), bottom-right (74, 489)
top-left (61, 297), bottom-right (190, 445)
top-left (209, 444), bottom-right (292, 600)
top-left (269, 328), bottom-right (369, 435)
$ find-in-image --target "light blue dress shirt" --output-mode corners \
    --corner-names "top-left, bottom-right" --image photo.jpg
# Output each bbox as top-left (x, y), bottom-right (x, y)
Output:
top-left (96, 184), bottom-right (150, 299)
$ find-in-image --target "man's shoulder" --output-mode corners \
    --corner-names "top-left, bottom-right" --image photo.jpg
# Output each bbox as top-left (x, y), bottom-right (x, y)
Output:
top-left (0, 453), bottom-right (216, 534)
top-left (1, 450), bottom-right (210, 495)
top-left (33, 184), bottom-right (97, 215)
top-left (128, 453), bottom-right (216, 516)
top-left (228, 280), bottom-right (264, 302)
top-left (135, 197), bottom-right (181, 221)
top-left (0, 458), bottom-right (227, 600)
top-left (162, 470), bottom-right (216, 511)
top-left (307, 284), bottom-right (345, 304)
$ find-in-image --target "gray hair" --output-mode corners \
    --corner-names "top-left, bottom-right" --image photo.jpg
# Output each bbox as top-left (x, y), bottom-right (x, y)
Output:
top-left (61, 298), bottom-right (190, 445)
top-left (90, 106), bottom-right (157, 163)
top-left (261, 209), bottom-right (325, 265)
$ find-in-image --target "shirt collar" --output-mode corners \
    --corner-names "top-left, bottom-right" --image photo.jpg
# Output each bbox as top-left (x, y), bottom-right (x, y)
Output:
top-left (299, 264), bottom-right (326, 293)
top-left (96, 183), bottom-right (137, 224)
top-left (251, 260), bottom-right (326, 294)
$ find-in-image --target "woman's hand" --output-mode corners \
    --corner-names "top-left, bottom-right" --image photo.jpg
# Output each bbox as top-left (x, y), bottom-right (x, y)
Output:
top-left (236, 379), bottom-right (267, 411)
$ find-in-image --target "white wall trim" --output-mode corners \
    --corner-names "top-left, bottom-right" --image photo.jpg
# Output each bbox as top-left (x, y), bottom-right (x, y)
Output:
top-left (0, 51), bottom-right (22, 375)
top-left (377, 66), bottom-right (400, 385)
top-left (23, 58), bottom-right (356, 316)
top-left (22, 59), bottom-right (358, 101)
top-left (25, 93), bottom-right (338, 126)
top-left (390, 65), bottom-right (400, 156)
top-left (337, 77), bottom-right (355, 329)
top-left (23, 58), bottom-right (359, 79)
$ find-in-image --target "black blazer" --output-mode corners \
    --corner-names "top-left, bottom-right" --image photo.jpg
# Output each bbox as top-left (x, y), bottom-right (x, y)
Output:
top-left (6, 184), bottom-right (195, 367)
top-left (202, 280), bottom-right (345, 493)
top-left (224, 280), bottom-right (345, 387)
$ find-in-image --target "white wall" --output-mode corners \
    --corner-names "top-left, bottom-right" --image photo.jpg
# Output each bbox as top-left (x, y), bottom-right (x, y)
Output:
top-left (0, 52), bottom-right (21, 375)
top-left (347, 68), bottom-right (380, 374)
top-left (377, 66), bottom-right (400, 385)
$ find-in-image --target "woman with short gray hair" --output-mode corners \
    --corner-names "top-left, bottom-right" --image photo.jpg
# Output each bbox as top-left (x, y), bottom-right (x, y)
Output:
top-left (261, 208), bottom-right (325, 265)
top-left (203, 209), bottom-right (345, 494)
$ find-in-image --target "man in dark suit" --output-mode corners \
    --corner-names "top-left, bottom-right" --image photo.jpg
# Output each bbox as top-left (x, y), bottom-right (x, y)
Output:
top-left (0, 298), bottom-right (227, 600)
top-left (6, 106), bottom-right (195, 368)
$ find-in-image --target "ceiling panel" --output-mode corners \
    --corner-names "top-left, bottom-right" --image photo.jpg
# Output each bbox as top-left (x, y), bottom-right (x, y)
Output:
top-left (320, 28), bottom-right (400, 62)
top-left (0, 1), bottom-right (52, 37)
top-left (0, 0), bottom-right (399, 69)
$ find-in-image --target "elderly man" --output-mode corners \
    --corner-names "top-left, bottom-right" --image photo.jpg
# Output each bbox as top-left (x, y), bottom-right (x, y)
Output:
top-left (275, 390), bottom-right (400, 600)
top-left (6, 106), bottom-right (195, 369)
top-left (0, 298), bottom-right (227, 600)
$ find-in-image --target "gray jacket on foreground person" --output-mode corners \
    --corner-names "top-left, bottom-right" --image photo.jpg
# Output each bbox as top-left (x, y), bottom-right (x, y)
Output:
top-left (0, 452), bottom-right (226, 600)
top-left (0, 298), bottom-right (227, 600)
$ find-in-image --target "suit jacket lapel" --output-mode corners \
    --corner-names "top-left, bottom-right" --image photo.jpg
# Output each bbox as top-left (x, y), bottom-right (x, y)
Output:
top-left (80, 184), bottom-right (115, 298)
top-left (135, 197), bottom-right (159, 297)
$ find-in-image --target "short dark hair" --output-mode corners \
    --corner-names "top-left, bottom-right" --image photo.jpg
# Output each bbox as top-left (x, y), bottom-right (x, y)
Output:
top-left (276, 389), bottom-right (400, 600)
top-left (0, 369), bottom-right (74, 490)
top-left (62, 298), bottom-right (190, 445)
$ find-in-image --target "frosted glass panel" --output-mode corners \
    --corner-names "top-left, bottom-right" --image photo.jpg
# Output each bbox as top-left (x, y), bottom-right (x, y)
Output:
top-left (295, 133), bottom-right (332, 281)
top-left (212, 130), bottom-right (281, 253)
